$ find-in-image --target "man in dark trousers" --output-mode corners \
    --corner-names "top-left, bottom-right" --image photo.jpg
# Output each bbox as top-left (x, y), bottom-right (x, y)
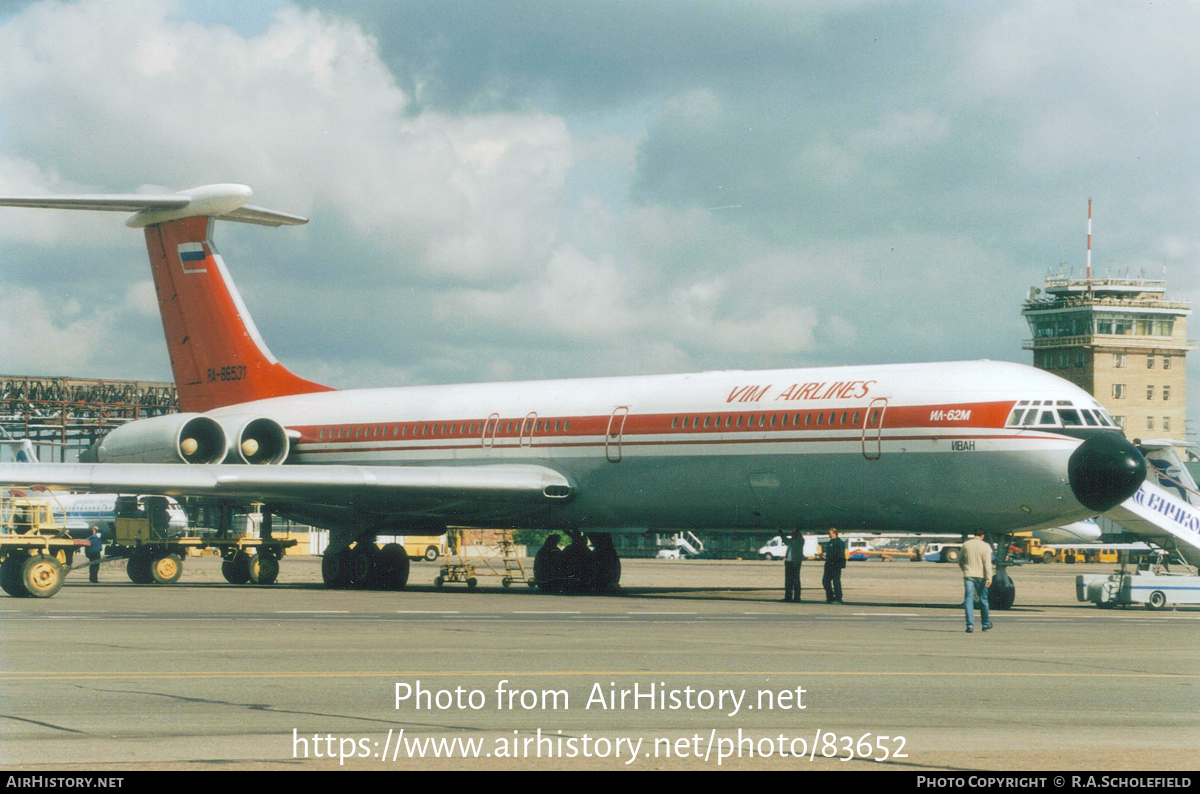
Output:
top-left (783, 533), bottom-right (803, 602)
top-left (85, 525), bottom-right (103, 583)
top-left (823, 528), bottom-right (847, 604)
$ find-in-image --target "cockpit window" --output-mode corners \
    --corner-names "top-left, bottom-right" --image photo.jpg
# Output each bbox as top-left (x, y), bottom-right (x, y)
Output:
top-left (1058, 409), bottom-right (1082, 426)
top-left (1080, 410), bottom-right (1099, 426)
top-left (1007, 409), bottom-right (1025, 427)
top-left (1022, 410), bottom-right (1040, 427)
top-left (1038, 411), bottom-right (1058, 426)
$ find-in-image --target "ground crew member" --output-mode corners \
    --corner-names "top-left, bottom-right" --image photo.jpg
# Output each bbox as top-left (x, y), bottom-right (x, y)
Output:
top-left (783, 533), bottom-right (803, 602)
top-left (823, 528), bottom-right (847, 604)
top-left (959, 531), bottom-right (994, 633)
top-left (85, 525), bottom-right (103, 583)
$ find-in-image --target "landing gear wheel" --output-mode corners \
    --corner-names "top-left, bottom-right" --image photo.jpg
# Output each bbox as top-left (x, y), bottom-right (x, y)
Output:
top-left (350, 543), bottom-right (380, 589)
top-left (321, 550), bottom-right (352, 589)
top-left (250, 555), bottom-right (279, 585)
top-left (989, 578), bottom-right (1016, 610)
top-left (127, 549), bottom-right (155, 584)
top-left (423, 546), bottom-right (439, 562)
top-left (467, 577), bottom-right (478, 590)
top-left (150, 553), bottom-right (183, 585)
top-left (1146, 591), bottom-right (1168, 610)
top-left (1, 556), bottom-right (29, 597)
top-left (434, 576), bottom-right (444, 589)
top-left (588, 533), bottom-right (621, 593)
top-left (22, 554), bottom-right (65, 598)
top-left (222, 553), bottom-right (251, 585)
top-left (378, 544), bottom-right (410, 590)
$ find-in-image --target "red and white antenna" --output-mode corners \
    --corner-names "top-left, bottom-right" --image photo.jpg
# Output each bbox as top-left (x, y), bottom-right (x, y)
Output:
top-left (1086, 197), bottom-right (1093, 289)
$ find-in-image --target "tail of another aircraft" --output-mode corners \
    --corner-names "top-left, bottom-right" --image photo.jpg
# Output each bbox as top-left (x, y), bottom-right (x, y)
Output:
top-left (0, 184), bottom-right (333, 412)
top-left (16, 440), bottom-right (38, 463)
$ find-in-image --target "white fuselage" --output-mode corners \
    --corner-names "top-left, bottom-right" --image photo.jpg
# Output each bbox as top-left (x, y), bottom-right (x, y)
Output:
top-left (207, 360), bottom-right (1117, 536)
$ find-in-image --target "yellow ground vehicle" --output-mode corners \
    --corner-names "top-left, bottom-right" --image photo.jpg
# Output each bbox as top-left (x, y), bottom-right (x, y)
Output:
top-left (1020, 538), bottom-right (1119, 564)
top-left (1, 491), bottom-right (82, 598)
top-left (399, 534), bottom-right (447, 562)
top-left (109, 495), bottom-right (295, 586)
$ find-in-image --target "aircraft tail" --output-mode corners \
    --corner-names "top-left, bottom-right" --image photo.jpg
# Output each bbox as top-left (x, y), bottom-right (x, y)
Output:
top-left (0, 184), bottom-right (334, 412)
top-left (16, 440), bottom-right (38, 463)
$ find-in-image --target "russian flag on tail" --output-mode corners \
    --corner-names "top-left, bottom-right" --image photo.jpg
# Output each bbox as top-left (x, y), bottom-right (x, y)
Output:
top-left (178, 241), bottom-right (208, 273)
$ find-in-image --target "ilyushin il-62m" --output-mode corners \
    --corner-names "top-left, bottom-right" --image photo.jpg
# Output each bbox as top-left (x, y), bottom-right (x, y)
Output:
top-left (0, 184), bottom-right (1146, 606)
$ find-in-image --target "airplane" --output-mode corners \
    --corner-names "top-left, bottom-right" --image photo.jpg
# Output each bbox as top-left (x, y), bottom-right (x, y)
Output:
top-left (0, 183), bottom-right (1147, 607)
top-left (4, 441), bottom-right (189, 538)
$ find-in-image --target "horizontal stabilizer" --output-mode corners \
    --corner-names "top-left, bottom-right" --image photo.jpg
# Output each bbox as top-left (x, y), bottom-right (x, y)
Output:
top-left (0, 184), bottom-right (307, 227)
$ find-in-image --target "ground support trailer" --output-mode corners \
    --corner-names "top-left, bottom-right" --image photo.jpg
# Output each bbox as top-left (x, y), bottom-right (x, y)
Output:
top-left (109, 495), bottom-right (296, 585)
top-left (107, 534), bottom-right (297, 586)
top-left (0, 534), bottom-right (88, 597)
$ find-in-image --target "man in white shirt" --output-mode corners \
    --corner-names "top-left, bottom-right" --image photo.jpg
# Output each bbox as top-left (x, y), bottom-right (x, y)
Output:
top-left (959, 531), bottom-right (995, 633)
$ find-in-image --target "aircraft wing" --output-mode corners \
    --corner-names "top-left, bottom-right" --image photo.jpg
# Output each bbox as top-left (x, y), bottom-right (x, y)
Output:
top-left (0, 463), bottom-right (572, 520)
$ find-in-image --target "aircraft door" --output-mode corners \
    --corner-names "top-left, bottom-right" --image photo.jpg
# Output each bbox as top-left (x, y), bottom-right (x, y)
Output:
top-left (862, 398), bottom-right (888, 461)
top-left (606, 407), bottom-right (629, 462)
top-left (481, 413), bottom-right (500, 448)
top-left (520, 412), bottom-right (538, 448)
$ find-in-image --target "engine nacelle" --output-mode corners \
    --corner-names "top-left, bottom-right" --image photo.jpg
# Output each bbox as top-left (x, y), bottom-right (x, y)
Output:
top-left (97, 414), bottom-right (227, 464)
top-left (217, 416), bottom-right (290, 465)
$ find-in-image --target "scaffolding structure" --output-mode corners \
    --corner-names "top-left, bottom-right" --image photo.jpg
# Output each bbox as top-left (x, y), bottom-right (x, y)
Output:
top-left (0, 374), bottom-right (178, 462)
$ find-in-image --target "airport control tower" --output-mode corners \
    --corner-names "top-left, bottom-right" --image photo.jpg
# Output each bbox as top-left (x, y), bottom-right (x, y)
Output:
top-left (1022, 275), bottom-right (1195, 445)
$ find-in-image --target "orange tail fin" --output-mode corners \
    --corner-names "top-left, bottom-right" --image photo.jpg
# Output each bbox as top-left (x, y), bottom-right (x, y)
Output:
top-left (144, 215), bottom-right (333, 412)
top-left (0, 183), bottom-right (333, 412)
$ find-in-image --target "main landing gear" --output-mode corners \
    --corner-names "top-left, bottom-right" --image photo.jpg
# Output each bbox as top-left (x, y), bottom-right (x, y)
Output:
top-left (321, 539), bottom-right (410, 591)
top-left (532, 531), bottom-right (621, 594)
top-left (985, 533), bottom-right (1018, 610)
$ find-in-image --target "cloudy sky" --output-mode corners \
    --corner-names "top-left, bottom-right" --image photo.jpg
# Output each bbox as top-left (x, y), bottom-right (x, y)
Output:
top-left (1, 0), bottom-right (1197, 437)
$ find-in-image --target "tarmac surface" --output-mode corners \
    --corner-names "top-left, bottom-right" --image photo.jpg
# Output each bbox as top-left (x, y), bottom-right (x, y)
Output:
top-left (1, 554), bottom-right (1197, 770)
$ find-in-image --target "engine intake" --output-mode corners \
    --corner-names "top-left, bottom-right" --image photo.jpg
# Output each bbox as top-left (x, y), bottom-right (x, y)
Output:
top-left (218, 416), bottom-right (290, 465)
top-left (97, 414), bottom-right (227, 464)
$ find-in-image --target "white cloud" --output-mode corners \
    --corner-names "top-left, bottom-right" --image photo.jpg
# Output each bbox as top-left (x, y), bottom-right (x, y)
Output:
top-left (0, 0), bottom-right (571, 283)
top-left (0, 288), bottom-right (107, 373)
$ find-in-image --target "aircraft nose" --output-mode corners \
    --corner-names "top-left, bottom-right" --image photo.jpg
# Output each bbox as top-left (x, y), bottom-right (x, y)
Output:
top-left (1067, 432), bottom-right (1146, 512)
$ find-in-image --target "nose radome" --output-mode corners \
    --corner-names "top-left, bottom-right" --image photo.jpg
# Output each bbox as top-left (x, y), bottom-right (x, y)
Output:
top-left (1068, 433), bottom-right (1146, 513)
